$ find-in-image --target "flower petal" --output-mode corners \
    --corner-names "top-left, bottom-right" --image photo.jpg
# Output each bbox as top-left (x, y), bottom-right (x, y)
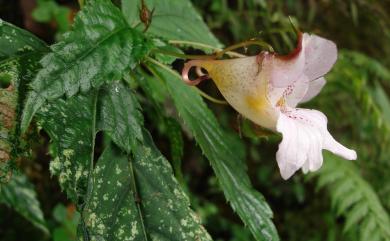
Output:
top-left (300, 77), bottom-right (326, 103)
top-left (265, 33), bottom-right (306, 88)
top-left (303, 33), bottom-right (337, 80)
top-left (276, 108), bottom-right (356, 180)
top-left (284, 74), bottom-right (309, 107)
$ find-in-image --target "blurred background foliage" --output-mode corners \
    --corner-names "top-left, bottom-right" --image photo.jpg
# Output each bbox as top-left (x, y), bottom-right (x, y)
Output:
top-left (0, 0), bottom-right (390, 240)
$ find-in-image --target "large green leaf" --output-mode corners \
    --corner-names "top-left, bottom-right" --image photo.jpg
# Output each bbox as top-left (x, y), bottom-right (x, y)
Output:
top-left (81, 144), bottom-right (145, 241)
top-left (146, 61), bottom-right (279, 241)
top-left (37, 80), bottom-right (211, 240)
top-left (121, 0), bottom-right (222, 47)
top-left (0, 173), bottom-right (48, 234)
top-left (21, 0), bottom-right (153, 132)
top-left (83, 132), bottom-right (212, 241)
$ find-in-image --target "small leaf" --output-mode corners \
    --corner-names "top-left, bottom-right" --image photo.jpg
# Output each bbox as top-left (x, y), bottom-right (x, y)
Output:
top-left (0, 173), bottom-right (48, 234)
top-left (21, 0), bottom-right (153, 132)
top-left (343, 203), bottom-right (368, 232)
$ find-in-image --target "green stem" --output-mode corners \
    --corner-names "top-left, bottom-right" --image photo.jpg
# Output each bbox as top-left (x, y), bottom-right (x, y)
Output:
top-left (151, 49), bottom-right (215, 60)
top-left (215, 39), bottom-right (274, 58)
top-left (168, 40), bottom-right (245, 58)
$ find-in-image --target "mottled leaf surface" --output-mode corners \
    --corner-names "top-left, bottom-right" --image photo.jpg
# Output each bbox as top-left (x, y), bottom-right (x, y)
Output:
top-left (0, 20), bottom-right (48, 181)
top-left (83, 131), bottom-right (212, 241)
top-left (0, 19), bottom-right (48, 61)
top-left (36, 80), bottom-right (211, 240)
top-left (0, 173), bottom-right (48, 234)
top-left (122, 0), bottom-right (221, 47)
top-left (21, 0), bottom-right (152, 132)
top-left (147, 62), bottom-right (279, 241)
top-left (81, 144), bottom-right (145, 241)
top-left (133, 131), bottom-right (211, 241)
top-left (36, 93), bottom-right (95, 203)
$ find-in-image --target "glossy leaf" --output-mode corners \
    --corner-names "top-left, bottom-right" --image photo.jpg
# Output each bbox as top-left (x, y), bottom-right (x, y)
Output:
top-left (122, 0), bottom-right (221, 47)
top-left (36, 93), bottom-right (95, 203)
top-left (21, 0), bottom-right (152, 132)
top-left (147, 61), bottom-right (279, 241)
top-left (0, 20), bottom-right (48, 181)
top-left (0, 20), bottom-right (48, 61)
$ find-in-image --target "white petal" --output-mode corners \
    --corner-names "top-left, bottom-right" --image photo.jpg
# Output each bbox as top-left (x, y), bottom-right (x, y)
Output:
top-left (276, 107), bottom-right (356, 180)
top-left (303, 33), bottom-right (338, 80)
top-left (284, 74), bottom-right (309, 107)
top-left (300, 77), bottom-right (326, 103)
top-left (264, 33), bottom-right (306, 88)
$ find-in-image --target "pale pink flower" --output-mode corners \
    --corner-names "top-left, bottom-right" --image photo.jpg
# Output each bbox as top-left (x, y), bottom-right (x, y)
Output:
top-left (182, 32), bottom-right (357, 179)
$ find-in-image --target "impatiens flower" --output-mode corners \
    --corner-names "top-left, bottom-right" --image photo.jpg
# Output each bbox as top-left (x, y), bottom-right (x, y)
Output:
top-left (181, 32), bottom-right (357, 180)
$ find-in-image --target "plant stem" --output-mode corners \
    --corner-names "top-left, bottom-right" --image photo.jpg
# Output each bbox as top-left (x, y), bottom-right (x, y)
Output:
top-left (215, 39), bottom-right (274, 58)
top-left (151, 49), bottom-right (215, 60)
top-left (168, 40), bottom-right (245, 58)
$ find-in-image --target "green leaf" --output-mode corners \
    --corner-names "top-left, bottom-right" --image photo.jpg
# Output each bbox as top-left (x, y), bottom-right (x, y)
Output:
top-left (21, 0), bottom-right (153, 132)
top-left (315, 153), bottom-right (390, 241)
top-left (36, 79), bottom-right (211, 240)
top-left (0, 20), bottom-right (48, 181)
top-left (81, 144), bottom-right (145, 240)
top-left (83, 134), bottom-right (212, 241)
top-left (32, 0), bottom-right (72, 33)
top-left (165, 117), bottom-right (185, 180)
top-left (36, 93), bottom-right (95, 203)
top-left (97, 82), bottom-right (144, 153)
top-left (0, 19), bottom-right (48, 61)
top-left (122, 0), bottom-right (222, 47)
top-left (0, 173), bottom-right (48, 234)
top-left (146, 61), bottom-right (279, 241)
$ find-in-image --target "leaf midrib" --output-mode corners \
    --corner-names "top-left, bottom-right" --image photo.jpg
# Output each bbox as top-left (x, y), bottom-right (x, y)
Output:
top-left (36, 26), bottom-right (130, 92)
